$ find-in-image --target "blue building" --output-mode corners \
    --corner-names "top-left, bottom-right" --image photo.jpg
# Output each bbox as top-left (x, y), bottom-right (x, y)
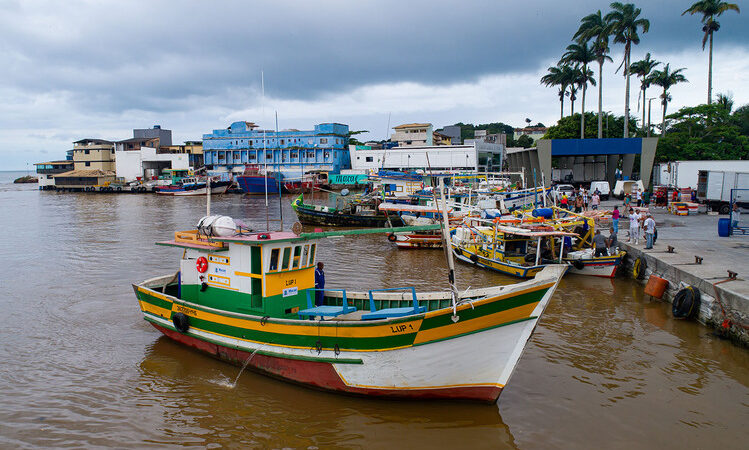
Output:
top-left (202, 121), bottom-right (350, 179)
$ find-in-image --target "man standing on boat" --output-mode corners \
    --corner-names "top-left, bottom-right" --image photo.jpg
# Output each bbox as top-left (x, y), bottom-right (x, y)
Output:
top-left (315, 262), bottom-right (325, 306)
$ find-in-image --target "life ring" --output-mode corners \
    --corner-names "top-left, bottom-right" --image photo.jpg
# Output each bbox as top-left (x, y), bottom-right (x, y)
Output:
top-left (672, 286), bottom-right (701, 319)
top-left (387, 233), bottom-right (397, 242)
top-left (172, 312), bottom-right (190, 333)
top-left (572, 259), bottom-right (585, 270)
top-left (196, 256), bottom-right (208, 273)
top-left (632, 256), bottom-right (646, 279)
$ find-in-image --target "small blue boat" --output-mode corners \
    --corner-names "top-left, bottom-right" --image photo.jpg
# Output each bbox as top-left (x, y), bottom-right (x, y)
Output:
top-left (236, 164), bottom-right (282, 194)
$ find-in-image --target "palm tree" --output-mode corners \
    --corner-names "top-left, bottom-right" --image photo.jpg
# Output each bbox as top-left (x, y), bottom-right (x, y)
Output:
top-left (682, 1), bottom-right (740, 104)
top-left (541, 65), bottom-right (570, 120)
top-left (574, 10), bottom-right (613, 138)
top-left (605, 2), bottom-right (650, 138)
top-left (561, 42), bottom-right (597, 138)
top-left (562, 65), bottom-right (580, 116)
top-left (715, 92), bottom-right (733, 112)
top-left (629, 53), bottom-right (660, 133)
top-left (650, 64), bottom-right (688, 136)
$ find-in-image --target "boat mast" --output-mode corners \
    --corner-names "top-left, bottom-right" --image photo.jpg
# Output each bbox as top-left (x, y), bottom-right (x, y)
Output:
top-left (276, 110), bottom-right (283, 231)
top-left (262, 70), bottom-right (269, 230)
top-left (437, 177), bottom-right (460, 319)
top-left (206, 173), bottom-right (211, 216)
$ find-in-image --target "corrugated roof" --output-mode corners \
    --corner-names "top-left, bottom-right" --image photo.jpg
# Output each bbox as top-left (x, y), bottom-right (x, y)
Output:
top-left (73, 138), bottom-right (113, 145)
top-left (393, 123), bottom-right (432, 129)
top-left (56, 169), bottom-right (115, 177)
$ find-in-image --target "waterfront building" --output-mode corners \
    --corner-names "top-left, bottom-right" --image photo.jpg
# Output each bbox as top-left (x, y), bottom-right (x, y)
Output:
top-left (161, 141), bottom-right (203, 168)
top-left (513, 126), bottom-right (548, 144)
top-left (34, 160), bottom-right (75, 190)
top-left (53, 169), bottom-right (115, 189)
top-left (349, 142), bottom-right (503, 173)
top-left (435, 125), bottom-right (462, 145)
top-left (134, 125), bottom-right (172, 146)
top-left (114, 145), bottom-right (191, 182)
top-left (71, 139), bottom-right (115, 171)
top-left (432, 131), bottom-right (452, 146)
top-left (465, 130), bottom-right (507, 147)
top-left (391, 123), bottom-right (434, 147)
top-left (202, 121), bottom-right (350, 178)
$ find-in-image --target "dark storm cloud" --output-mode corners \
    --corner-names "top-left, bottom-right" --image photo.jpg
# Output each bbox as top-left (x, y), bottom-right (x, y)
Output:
top-left (0, 0), bottom-right (747, 114)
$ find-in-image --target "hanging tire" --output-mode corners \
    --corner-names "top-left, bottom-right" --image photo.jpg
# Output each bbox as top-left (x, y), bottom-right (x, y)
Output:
top-left (172, 312), bottom-right (190, 333)
top-left (387, 233), bottom-right (397, 242)
top-left (572, 259), bottom-right (585, 270)
top-left (632, 256), bottom-right (646, 279)
top-left (672, 286), bottom-right (701, 320)
top-left (469, 254), bottom-right (479, 264)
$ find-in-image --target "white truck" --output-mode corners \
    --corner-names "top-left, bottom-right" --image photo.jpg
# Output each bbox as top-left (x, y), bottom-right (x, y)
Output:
top-left (654, 160), bottom-right (749, 189)
top-left (696, 170), bottom-right (749, 214)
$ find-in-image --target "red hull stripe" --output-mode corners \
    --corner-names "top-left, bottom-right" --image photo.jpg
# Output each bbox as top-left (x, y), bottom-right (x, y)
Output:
top-left (152, 323), bottom-right (502, 402)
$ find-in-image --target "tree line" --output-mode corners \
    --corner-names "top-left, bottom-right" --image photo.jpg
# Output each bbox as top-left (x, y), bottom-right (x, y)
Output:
top-left (541, 0), bottom-right (740, 148)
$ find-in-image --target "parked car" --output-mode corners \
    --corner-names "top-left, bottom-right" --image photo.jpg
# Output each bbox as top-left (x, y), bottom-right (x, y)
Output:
top-left (589, 181), bottom-right (611, 200)
top-left (553, 184), bottom-right (575, 201)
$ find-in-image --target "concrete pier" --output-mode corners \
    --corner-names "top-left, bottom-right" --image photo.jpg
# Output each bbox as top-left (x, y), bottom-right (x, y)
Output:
top-left (605, 203), bottom-right (749, 346)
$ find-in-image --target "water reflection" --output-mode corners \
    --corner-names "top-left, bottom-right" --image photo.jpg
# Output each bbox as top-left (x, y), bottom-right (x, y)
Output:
top-left (139, 337), bottom-right (518, 449)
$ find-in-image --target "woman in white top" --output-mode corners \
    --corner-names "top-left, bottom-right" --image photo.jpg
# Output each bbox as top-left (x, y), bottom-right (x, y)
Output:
top-left (628, 208), bottom-right (641, 244)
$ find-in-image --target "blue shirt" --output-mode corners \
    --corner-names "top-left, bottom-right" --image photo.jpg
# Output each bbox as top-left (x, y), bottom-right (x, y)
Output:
top-left (315, 268), bottom-right (325, 289)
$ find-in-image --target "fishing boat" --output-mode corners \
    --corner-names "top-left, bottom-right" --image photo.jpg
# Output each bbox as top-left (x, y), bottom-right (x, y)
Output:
top-left (451, 218), bottom-right (576, 278)
top-left (292, 193), bottom-right (405, 228)
top-left (379, 202), bottom-right (464, 249)
top-left (282, 171), bottom-right (327, 194)
top-left (236, 164), bottom-right (282, 195)
top-left (155, 177), bottom-right (231, 196)
top-left (133, 221), bottom-right (567, 403)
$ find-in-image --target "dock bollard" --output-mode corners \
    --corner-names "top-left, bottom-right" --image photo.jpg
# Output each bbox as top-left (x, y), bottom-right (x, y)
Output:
top-left (694, 256), bottom-right (703, 265)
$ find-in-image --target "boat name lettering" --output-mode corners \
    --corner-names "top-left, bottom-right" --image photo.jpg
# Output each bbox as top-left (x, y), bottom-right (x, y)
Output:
top-left (390, 324), bottom-right (414, 334)
top-left (284, 279), bottom-right (296, 287)
top-left (214, 267), bottom-right (227, 274)
top-left (175, 305), bottom-right (197, 316)
top-left (282, 287), bottom-right (298, 297)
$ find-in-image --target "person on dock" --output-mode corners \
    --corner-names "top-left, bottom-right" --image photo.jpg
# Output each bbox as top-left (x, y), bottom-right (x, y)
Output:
top-left (593, 229), bottom-right (608, 257)
top-left (635, 189), bottom-right (642, 207)
top-left (628, 208), bottom-right (640, 245)
top-left (607, 226), bottom-right (618, 255)
top-left (314, 262), bottom-right (325, 306)
top-left (643, 213), bottom-right (656, 249)
top-left (574, 196), bottom-right (583, 213)
top-left (612, 206), bottom-right (620, 234)
top-left (642, 190), bottom-right (650, 207)
top-left (591, 192), bottom-right (600, 210)
top-left (623, 194), bottom-right (631, 209)
top-left (561, 194), bottom-right (569, 210)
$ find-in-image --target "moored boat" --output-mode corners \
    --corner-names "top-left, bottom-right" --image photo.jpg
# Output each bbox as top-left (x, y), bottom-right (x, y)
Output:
top-left (292, 194), bottom-right (405, 228)
top-left (236, 164), bottom-right (282, 194)
top-left (155, 177), bottom-right (231, 196)
top-left (133, 217), bottom-right (567, 402)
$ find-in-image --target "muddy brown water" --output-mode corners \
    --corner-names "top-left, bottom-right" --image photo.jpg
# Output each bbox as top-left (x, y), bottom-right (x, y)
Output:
top-left (1, 181), bottom-right (747, 448)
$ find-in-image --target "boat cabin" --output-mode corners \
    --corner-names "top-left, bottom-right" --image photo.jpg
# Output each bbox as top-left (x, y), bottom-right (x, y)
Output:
top-left (158, 230), bottom-right (319, 319)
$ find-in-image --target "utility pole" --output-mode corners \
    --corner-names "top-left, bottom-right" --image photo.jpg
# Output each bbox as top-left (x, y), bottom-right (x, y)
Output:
top-left (647, 98), bottom-right (656, 138)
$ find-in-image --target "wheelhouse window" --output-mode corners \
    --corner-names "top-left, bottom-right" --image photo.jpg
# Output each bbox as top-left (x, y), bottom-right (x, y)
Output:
top-left (302, 245), bottom-right (309, 267)
top-left (308, 244), bottom-right (316, 266)
top-left (292, 245), bottom-right (302, 269)
top-left (281, 247), bottom-right (291, 270)
top-left (269, 248), bottom-right (279, 271)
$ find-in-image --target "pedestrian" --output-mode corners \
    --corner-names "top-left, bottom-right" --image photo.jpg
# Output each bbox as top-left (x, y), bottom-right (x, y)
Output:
top-left (691, 188), bottom-right (697, 202)
top-left (628, 208), bottom-right (640, 244)
top-left (643, 213), bottom-right (656, 249)
top-left (639, 209), bottom-right (647, 240)
top-left (591, 192), bottom-right (600, 210)
top-left (623, 194), bottom-right (631, 209)
top-left (561, 194), bottom-right (569, 210)
top-left (732, 203), bottom-right (741, 229)
top-left (612, 206), bottom-right (620, 234)
top-left (592, 229), bottom-right (608, 257)
top-left (574, 195), bottom-right (583, 213)
top-left (314, 262), bottom-right (325, 306)
top-left (582, 188), bottom-right (589, 211)
top-left (642, 190), bottom-right (650, 207)
top-left (607, 226), bottom-right (618, 255)
top-left (635, 189), bottom-right (642, 207)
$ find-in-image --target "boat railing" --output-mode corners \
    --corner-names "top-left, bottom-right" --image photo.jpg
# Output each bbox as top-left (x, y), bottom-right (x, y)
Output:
top-left (325, 288), bottom-right (453, 312)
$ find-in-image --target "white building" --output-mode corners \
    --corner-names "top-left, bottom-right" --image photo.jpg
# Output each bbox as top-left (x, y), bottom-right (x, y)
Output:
top-left (391, 123), bottom-right (434, 147)
top-left (349, 143), bottom-right (504, 173)
top-left (114, 146), bottom-right (190, 181)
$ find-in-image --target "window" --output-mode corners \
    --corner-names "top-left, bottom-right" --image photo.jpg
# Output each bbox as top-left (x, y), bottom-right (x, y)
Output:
top-left (85, 161), bottom-right (90, 167)
top-left (281, 247), bottom-right (291, 270)
top-left (84, 149), bottom-right (90, 155)
top-left (366, 156), bottom-right (373, 162)
top-left (269, 249), bottom-right (279, 271)
top-left (292, 246), bottom-right (302, 269)
top-left (266, 151), bottom-right (272, 159)
top-left (280, 139), bottom-right (284, 145)
top-left (320, 138), bottom-right (328, 144)
top-left (302, 245), bottom-right (309, 267)
top-left (308, 244), bottom-right (316, 266)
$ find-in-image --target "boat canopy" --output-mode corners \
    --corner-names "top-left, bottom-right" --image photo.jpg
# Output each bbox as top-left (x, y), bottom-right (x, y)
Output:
top-left (378, 202), bottom-right (451, 214)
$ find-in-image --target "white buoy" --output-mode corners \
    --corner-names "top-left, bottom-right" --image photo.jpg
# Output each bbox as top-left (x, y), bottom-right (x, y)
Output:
top-left (212, 216), bottom-right (237, 237)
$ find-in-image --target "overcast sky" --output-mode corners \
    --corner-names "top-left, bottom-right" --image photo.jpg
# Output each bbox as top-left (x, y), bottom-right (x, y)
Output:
top-left (2, 0), bottom-right (748, 169)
